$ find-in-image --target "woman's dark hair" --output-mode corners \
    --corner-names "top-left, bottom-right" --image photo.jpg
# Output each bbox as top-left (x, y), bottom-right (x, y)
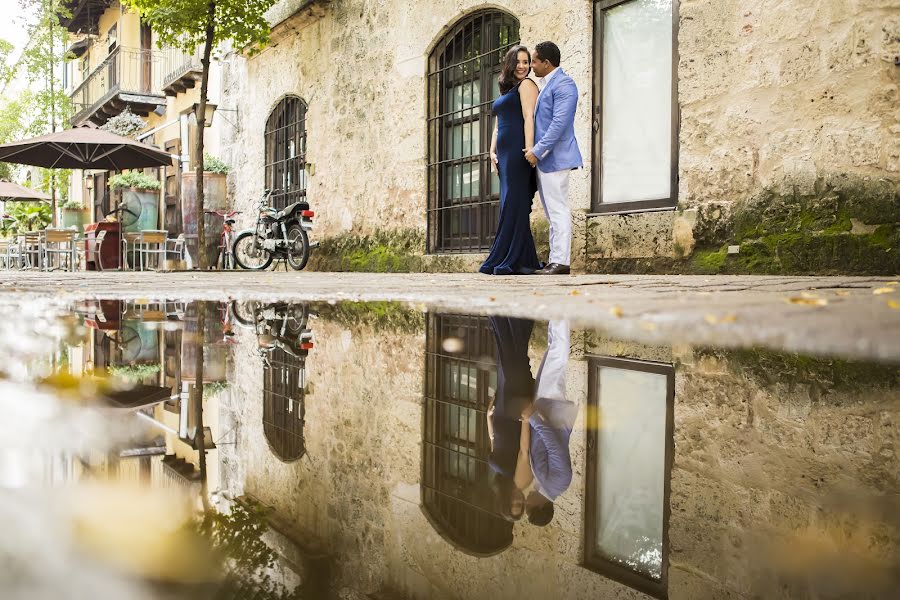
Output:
top-left (498, 45), bottom-right (531, 94)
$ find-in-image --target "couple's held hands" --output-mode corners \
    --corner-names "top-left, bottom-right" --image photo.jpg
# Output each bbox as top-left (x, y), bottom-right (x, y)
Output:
top-left (523, 147), bottom-right (537, 167)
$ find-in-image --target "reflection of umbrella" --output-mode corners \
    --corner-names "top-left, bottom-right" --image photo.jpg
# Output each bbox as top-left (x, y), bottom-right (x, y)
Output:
top-left (0, 125), bottom-right (173, 170)
top-left (0, 180), bottom-right (51, 202)
top-left (103, 385), bottom-right (173, 410)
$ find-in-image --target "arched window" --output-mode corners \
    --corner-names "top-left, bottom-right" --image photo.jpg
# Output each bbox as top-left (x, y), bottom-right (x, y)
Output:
top-left (427, 11), bottom-right (519, 253)
top-left (263, 346), bottom-right (307, 462)
top-left (422, 313), bottom-right (512, 556)
top-left (264, 95), bottom-right (308, 211)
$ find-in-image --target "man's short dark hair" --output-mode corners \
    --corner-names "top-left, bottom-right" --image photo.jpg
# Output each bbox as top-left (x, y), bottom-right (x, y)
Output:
top-left (534, 41), bottom-right (561, 67)
top-left (527, 501), bottom-right (554, 527)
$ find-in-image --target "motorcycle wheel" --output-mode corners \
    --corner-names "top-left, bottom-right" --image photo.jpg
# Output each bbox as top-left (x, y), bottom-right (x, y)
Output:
top-left (230, 300), bottom-right (260, 329)
top-left (286, 224), bottom-right (310, 271)
top-left (232, 230), bottom-right (273, 271)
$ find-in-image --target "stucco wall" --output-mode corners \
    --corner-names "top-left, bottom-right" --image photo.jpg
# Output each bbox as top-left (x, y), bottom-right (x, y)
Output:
top-left (219, 0), bottom-right (899, 274)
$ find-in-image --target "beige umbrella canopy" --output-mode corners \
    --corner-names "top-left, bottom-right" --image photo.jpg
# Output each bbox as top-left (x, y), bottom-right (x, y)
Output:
top-left (0, 180), bottom-right (52, 202)
top-left (0, 125), bottom-right (173, 170)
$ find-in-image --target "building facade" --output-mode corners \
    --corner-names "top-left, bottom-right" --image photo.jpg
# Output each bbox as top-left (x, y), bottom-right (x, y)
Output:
top-left (61, 0), bottom-right (224, 240)
top-left (217, 0), bottom-right (899, 274)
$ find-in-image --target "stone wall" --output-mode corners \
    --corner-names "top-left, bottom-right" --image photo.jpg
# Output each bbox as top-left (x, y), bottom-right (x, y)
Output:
top-left (217, 0), bottom-right (899, 274)
top-left (219, 306), bottom-right (899, 599)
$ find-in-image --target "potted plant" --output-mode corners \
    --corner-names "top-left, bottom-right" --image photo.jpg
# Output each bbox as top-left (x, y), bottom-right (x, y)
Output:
top-left (8, 201), bottom-right (51, 232)
top-left (182, 152), bottom-right (230, 268)
top-left (109, 171), bottom-right (162, 233)
top-left (61, 199), bottom-right (88, 232)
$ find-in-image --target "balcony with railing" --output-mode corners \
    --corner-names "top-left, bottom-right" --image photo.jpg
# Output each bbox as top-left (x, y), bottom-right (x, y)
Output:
top-left (69, 46), bottom-right (167, 126)
top-left (159, 46), bottom-right (204, 96)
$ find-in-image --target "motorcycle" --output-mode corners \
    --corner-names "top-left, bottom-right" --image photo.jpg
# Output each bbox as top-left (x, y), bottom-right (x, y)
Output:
top-left (230, 301), bottom-right (314, 364)
top-left (231, 190), bottom-right (316, 271)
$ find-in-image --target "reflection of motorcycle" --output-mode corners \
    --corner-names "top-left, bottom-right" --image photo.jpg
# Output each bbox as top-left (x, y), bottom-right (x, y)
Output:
top-left (230, 301), bottom-right (314, 364)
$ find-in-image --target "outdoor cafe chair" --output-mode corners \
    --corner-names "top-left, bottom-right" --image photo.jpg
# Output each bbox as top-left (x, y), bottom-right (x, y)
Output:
top-left (41, 228), bottom-right (79, 271)
top-left (165, 233), bottom-right (185, 269)
top-left (16, 231), bottom-right (42, 270)
top-left (75, 229), bottom-right (107, 271)
top-left (123, 230), bottom-right (168, 271)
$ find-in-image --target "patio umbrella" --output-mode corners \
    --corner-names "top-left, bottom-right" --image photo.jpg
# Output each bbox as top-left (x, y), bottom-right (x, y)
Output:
top-left (0, 180), bottom-right (51, 202)
top-left (0, 125), bottom-right (173, 170)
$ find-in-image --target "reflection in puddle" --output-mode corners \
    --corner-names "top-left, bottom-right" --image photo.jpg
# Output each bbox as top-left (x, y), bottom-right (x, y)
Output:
top-left (0, 299), bottom-right (897, 599)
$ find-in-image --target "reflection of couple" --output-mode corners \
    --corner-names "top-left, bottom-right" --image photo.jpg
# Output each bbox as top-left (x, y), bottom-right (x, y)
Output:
top-left (487, 317), bottom-right (576, 526)
top-left (480, 41), bottom-right (582, 276)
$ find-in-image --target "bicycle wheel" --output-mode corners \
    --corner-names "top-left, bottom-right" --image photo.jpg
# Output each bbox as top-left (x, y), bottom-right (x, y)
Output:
top-left (232, 231), bottom-right (273, 271)
top-left (285, 224), bottom-right (310, 271)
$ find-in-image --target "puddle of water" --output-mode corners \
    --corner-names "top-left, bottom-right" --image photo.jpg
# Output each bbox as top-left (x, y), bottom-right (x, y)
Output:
top-left (0, 298), bottom-right (897, 600)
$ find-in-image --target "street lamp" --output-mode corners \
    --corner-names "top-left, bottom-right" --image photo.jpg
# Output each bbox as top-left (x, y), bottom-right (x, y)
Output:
top-left (192, 102), bottom-right (217, 127)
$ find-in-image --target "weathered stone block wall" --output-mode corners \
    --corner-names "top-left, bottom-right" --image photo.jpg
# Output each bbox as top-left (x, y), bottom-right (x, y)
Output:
top-left (219, 0), bottom-right (898, 274)
top-left (219, 0), bottom-right (592, 271)
top-left (589, 0), bottom-right (900, 274)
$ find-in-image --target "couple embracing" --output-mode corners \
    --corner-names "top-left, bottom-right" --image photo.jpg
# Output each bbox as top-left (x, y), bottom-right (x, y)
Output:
top-left (480, 41), bottom-right (582, 276)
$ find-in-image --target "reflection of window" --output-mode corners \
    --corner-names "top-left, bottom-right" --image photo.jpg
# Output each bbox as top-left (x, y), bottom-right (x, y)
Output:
top-left (263, 347), bottom-right (307, 462)
top-left (264, 95), bottom-right (308, 211)
top-left (585, 356), bottom-right (674, 599)
top-left (422, 313), bottom-right (511, 555)
top-left (426, 10), bottom-right (518, 253)
top-left (592, 0), bottom-right (678, 214)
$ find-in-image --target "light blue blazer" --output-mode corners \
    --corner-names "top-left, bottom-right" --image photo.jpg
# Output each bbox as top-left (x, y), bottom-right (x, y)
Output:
top-left (532, 68), bottom-right (583, 173)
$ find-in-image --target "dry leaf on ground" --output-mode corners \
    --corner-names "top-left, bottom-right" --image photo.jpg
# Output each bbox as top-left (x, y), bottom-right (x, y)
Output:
top-left (873, 287), bottom-right (896, 295)
top-left (788, 296), bottom-right (828, 306)
top-left (609, 305), bottom-right (624, 318)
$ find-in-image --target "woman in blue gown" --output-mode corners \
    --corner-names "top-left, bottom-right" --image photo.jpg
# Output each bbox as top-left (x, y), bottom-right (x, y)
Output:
top-left (479, 46), bottom-right (543, 275)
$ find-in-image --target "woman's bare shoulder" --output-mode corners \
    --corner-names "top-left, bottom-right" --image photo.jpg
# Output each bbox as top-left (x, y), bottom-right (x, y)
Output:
top-left (520, 78), bottom-right (539, 92)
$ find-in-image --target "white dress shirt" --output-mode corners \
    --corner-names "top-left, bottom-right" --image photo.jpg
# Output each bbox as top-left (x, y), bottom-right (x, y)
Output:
top-left (536, 67), bottom-right (560, 101)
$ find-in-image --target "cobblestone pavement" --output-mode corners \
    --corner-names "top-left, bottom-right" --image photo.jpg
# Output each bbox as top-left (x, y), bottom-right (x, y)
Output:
top-left (0, 271), bottom-right (898, 362)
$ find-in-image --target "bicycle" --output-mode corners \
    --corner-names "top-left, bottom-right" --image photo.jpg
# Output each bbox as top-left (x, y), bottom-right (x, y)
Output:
top-left (205, 209), bottom-right (242, 270)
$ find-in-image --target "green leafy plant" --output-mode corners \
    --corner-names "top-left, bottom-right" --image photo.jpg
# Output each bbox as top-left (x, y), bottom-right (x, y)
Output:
top-left (7, 201), bottom-right (51, 231)
top-left (100, 108), bottom-right (148, 138)
top-left (203, 152), bottom-right (230, 174)
top-left (109, 171), bottom-right (162, 191)
top-left (107, 363), bottom-right (161, 381)
top-left (203, 381), bottom-right (229, 399)
top-left (61, 199), bottom-right (84, 210)
top-left (0, 215), bottom-right (17, 238)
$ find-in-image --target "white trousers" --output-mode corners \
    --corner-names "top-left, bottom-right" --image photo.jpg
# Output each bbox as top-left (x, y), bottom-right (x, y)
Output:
top-left (536, 167), bottom-right (572, 266)
top-left (535, 320), bottom-right (577, 428)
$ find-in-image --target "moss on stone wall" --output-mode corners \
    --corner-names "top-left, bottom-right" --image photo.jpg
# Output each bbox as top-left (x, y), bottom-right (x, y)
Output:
top-left (316, 301), bottom-right (425, 334)
top-left (701, 347), bottom-right (900, 395)
top-left (589, 174), bottom-right (899, 275)
top-left (307, 228), bottom-right (476, 273)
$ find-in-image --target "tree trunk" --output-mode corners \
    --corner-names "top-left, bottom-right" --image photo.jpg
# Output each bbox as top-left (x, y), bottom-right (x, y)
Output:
top-left (194, 1), bottom-right (216, 269)
top-left (48, 0), bottom-right (57, 227)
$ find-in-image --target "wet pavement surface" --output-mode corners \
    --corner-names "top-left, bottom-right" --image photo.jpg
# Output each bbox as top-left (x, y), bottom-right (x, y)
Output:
top-left (0, 294), bottom-right (897, 600)
top-left (1, 272), bottom-right (899, 361)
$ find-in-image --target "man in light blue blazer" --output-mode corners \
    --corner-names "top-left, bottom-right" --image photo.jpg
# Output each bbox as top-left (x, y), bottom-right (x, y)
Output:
top-left (524, 42), bottom-right (583, 275)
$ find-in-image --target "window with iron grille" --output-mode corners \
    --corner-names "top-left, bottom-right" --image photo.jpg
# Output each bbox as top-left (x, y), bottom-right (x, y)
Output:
top-left (426, 11), bottom-right (519, 253)
top-left (422, 313), bottom-right (513, 556)
top-left (263, 346), bottom-right (307, 462)
top-left (264, 95), bottom-right (308, 211)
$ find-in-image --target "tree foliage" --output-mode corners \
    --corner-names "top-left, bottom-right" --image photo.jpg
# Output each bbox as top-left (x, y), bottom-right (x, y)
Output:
top-left (123, 0), bottom-right (276, 55)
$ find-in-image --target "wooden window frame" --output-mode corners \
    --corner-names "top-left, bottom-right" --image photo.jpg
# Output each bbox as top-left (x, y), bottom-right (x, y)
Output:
top-left (264, 95), bottom-right (308, 211)
top-left (584, 355), bottom-right (675, 599)
top-left (590, 0), bottom-right (680, 216)
top-left (426, 10), bottom-right (519, 254)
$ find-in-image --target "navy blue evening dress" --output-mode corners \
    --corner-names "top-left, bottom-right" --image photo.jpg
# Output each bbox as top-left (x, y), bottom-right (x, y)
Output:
top-left (479, 82), bottom-right (542, 275)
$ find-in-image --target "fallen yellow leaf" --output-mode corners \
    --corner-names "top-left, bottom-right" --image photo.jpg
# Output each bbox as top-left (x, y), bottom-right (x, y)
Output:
top-left (873, 287), bottom-right (896, 295)
top-left (488, 296), bottom-right (496, 301)
top-left (887, 281), bottom-right (898, 287)
top-left (570, 290), bottom-right (580, 296)
top-left (788, 296), bottom-right (828, 306)
top-left (609, 305), bottom-right (624, 318)
top-left (834, 290), bottom-right (851, 297)
top-left (888, 300), bottom-right (900, 310)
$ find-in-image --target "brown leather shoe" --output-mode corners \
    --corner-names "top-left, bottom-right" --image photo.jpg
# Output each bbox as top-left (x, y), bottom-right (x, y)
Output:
top-left (535, 263), bottom-right (570, 275)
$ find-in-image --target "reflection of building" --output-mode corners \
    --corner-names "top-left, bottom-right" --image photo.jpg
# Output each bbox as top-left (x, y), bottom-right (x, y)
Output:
top-left (422, 314), bottom-right (512, 555)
